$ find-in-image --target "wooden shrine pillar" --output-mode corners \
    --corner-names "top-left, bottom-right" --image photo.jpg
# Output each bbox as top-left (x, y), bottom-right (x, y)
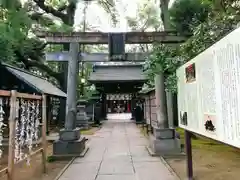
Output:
top-left (131, 95), bottom-right (136, 119)
top-left (101, 93), bottom-right (107, 120)
top-left (46, 95), bottom-right (51, 135)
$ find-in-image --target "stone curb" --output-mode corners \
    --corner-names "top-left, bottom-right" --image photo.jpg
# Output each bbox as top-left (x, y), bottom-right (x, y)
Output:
top-left (146, 146), bottom-right (181, 179)
top-left (53, 146), bottom-right (89, 180)
top-left (160, 156), bottom-right (182, 180)
top-left (54, 157), bottom-right (76, 180)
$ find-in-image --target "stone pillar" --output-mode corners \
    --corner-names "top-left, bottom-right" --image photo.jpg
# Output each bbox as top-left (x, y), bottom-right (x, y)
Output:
top-left (154, 72), bottom-right (168, 128)
top-left (65, 42), bottom-right (79, 130)
top-left (166, 91), bottom-right (174, 128)
top-left (148, 0), bottom-right (181, 156)
top-left (53, 43), bottom-right (86, 157)
top-left (149, 76), bottom-right (181, 155)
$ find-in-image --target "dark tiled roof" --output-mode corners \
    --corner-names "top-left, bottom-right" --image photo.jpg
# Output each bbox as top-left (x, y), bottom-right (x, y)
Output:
top-left (89, 65), bottom-right (147, 82)
top-left (3, 63), bottom-right (66, 97)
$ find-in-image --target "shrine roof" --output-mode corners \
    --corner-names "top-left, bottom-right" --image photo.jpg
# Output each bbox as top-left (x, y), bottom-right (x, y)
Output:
top-left (89, 64), bottom-right (147, 82)
top-left (2, 63), bottom-right (66, 97)
top-left (93, 62), bottom-right (145, 66)
top-left (139, 88), bottom-right (155, 94)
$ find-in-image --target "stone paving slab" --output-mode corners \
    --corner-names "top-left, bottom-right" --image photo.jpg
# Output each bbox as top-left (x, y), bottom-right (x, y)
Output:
top-left (102, 155), bottom-right (132, 162)
top-left (134, 161), bottom-right (176, 180)
top-left (96, 175), bottom-right (137, 180)
top-left (59, 162), bottom-right (100, 180)
top-left (99, 161), bottom-right (134, 175)
top-left (58, 115), bottom-right (178, 180)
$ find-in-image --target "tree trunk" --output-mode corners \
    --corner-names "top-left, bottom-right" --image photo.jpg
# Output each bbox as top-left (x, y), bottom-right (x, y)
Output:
top-left (160, 0), bottom-right (171, 31)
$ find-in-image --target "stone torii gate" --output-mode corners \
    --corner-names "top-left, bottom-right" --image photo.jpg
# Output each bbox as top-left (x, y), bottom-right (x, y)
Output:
top-left (36, 31), bottom-right (188, 156)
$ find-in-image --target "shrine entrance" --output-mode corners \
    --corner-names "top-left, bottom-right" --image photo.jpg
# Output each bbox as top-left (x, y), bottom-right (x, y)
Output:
top-left (106, 93), bottom-right (132, 113)
top-left (89, 63), bottom-right (146, 119)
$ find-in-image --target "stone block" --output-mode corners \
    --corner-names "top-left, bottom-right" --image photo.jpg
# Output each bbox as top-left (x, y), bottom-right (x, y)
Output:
top-left (153, 128), bottom-right (175, 139)
top-left (149, 134), bottom-right (181, 156)
top-left (59, 128), bottom-right (80, 141)
top-left (53, 137), bottom-right (86, 156)
top-left (76, 112), bottom-right (90, 128)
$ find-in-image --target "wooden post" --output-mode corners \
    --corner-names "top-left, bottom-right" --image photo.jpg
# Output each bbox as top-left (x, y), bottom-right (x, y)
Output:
top-left (93, 103), bottom-right (95, 122)
top-left (185, 130), bottom-right (193, 180)
top-left (7, 90), bottom-right (17, 180)
top-left (41, 94), bottom-right (47, 173)
top-left (46, 96), bottom-right (51, 134)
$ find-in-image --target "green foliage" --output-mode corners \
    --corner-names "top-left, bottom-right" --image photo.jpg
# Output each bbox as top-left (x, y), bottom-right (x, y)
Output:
top-left (0, 7), bottom-right (32, 65)
top-left (0, 0), bottom-right (21, 10)
top-left (78, 62), bottom-right (97, 99)
top-left (169, 0), bottom-right (211, 33)
top-left (48, 23), bottom-right (73, 32)
top-left (0, 27), bottom-right (15, 63)
top-left (180, 14), bottom-right (239, 60)
top-left (146, 0), bottom-right (240, 93)
top-left (144, 44), bottom-right (185, 92)
top-left (126, 0), bottom-right (161, 31)
top-left (47, 155), bottom-right (56, 163)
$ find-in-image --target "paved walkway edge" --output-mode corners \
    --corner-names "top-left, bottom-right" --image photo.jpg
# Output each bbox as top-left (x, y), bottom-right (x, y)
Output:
top-left (145, 140), bottom-right (181, 180)
top-left (159, 157), bottom-right (181, 180)
top-left (54, 146), bottom-right (90, 180)
top-left (54, 158), bottom-right (76, 180)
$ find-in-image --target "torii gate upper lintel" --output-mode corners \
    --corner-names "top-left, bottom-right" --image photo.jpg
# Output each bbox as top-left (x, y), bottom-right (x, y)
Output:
top-left (35, 31), bottom-right (190, 44)
top-left (37, 31), bottom-right (190, 62)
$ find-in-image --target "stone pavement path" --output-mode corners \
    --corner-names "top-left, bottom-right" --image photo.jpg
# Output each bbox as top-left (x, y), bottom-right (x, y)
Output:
top-left (59, 117), bottom-right (178, 180)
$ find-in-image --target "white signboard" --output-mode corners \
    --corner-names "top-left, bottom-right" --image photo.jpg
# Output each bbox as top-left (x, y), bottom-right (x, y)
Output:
top-left (177, 27), bottom-right (240, 148)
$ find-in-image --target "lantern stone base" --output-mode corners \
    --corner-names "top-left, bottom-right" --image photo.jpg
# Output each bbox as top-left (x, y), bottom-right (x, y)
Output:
top-left (59, 128), bottom-right (81, 141)
top-left (53, 128), bottom-right (87, 157)
top-left (76, 114), bottom-right (90, 129)
top-left (53, 136), bottom-right (87, 157)
top-left (148, 128), bottom-right (182, 156)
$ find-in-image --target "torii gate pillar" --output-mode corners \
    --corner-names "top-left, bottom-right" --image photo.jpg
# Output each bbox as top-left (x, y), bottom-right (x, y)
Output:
top-left (53, 42), bottom-right (87, 156)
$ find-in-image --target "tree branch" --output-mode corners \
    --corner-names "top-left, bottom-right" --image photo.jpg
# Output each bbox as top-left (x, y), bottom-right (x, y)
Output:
top-left (39, 42), bottom-right (47, 50)
top-left (29, 12), bottom-right (44, 21)
top-left (15, 49), bottom-right (62, 81)
top-left (58, 4), bottom-right (67, 12)
top-left (33, 0), bottom-right (68, 23)
top-left (29, 12), bottom-right (55, 26)
top-left (26, 59), bottom-right (62, 80)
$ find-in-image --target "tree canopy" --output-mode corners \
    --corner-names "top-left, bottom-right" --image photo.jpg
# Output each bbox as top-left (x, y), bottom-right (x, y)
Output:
top-left (145, 0), bottom-right (240, 92)
top-left (0, 0), bottom-right (118, 83)
top-left (2, 0), bottom-right (240, 95)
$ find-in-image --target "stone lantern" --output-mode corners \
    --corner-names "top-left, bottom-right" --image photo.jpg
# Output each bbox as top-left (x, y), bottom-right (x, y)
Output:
top-left (76, 99), bottom-right (90, 129)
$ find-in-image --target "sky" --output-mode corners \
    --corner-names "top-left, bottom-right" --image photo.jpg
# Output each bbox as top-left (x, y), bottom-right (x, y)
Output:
top-left (21, 0), bottom-right (175, 32)
top-left (75, 0), bottom-right (175, 32)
